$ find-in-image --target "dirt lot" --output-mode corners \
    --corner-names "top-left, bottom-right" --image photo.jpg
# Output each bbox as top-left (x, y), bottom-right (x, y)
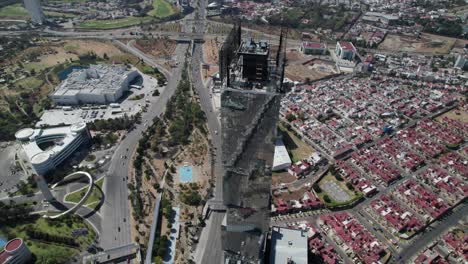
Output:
top-left (272, 171), bottom-right (296, 185)
top-left (379, 33), bottom-right (456, 54)
top-left (286, 62), bottom-right (337, 82)
top-left (436, 107), bottom-right (468, 123)
top-left (22, 40), bottom-right (124, 71)
top-left (134, 38), bottom-right (177, 59)
top-left (452, 39), bottom-right (468, 53)
top-left (284, 50), bottom-right (337, 82)
top-left (203, 37), bottom-right (221, 65)
top-left (273, 186), bottom-right (308, 201)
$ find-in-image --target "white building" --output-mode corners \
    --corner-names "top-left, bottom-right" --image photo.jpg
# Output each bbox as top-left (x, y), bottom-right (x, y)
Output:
top-left (272, 138), bottom-right (292, 171)
top-left (335, 41), bottom-right (356, 61)
top-left (270, 227), bottom-right (308, 264)
top-left (51, 65), bottom-right (140, 105)
top-left (0, 238), bottom-right (32, 264)
top-left (15, 123), bottom-right (90, 175)
top-left (23, 0), bottom-right (45, 24)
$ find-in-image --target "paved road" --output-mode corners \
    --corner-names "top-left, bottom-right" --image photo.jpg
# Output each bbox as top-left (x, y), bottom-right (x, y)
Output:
top-left (100, 42), bottom-right (188, 249)
top-left (398, 202), bottom-right (467, 262)
top-left (187, 0), bottom-right (227, 263)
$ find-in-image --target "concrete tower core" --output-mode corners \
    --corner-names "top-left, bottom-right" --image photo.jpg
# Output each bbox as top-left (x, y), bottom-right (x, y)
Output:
top-left (220, 24), bottom-right (287, 264)
top-left (23, 0), bottom-right (45, 24)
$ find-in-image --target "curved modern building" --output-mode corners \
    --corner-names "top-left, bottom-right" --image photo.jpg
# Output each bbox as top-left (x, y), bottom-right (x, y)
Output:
top-left (16, 123), bottom-right (90, 175)
top-left (0, 238), bottom-right (32, 264)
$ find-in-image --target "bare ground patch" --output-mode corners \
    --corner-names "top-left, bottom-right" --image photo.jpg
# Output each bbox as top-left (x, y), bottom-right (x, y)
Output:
top-left (379, 33), bottom-right (456, 54)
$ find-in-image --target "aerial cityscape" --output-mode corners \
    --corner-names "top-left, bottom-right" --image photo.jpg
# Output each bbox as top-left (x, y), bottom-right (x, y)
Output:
top-left (0, 0), bottom-right (466, 263)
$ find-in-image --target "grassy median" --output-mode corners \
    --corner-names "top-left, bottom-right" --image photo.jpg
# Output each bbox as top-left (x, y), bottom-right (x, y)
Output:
top-left (64, 177), bottom-right (104, 207)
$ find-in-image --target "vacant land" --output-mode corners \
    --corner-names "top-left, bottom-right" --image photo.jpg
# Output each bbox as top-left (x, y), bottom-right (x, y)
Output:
top-left (286, 58), bottom-right (338, 82)
top-left (203, 38), bottom-right (221, 65)
top-left (452, 38), bottom-right (468, 53)
top-left (21, 40), bottom-right (123, 72)
top-left (379, 33), bottom-right (456, 54)
top-left (272, 171), bottom-right (296, 185)
top-left (273, 186), bottom-right (308, 201)
top-left (134, 38), bottom-right (177, 58)
top-left (436, 107), bottom-right (468, 123)
top-left (279, 123), bottom-right (314, 162)
top-left (201, 38), bottom-right (221, 79)
top-left (149, 0), bottom-right (175, 18)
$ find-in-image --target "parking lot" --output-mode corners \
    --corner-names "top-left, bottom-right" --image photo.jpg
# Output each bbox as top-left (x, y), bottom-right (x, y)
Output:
top-left (36, 70), bottom-right (161, 127)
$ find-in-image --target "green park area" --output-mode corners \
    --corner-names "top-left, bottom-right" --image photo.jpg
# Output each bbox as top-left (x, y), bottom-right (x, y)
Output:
top-left (48, 0), bottom-right (89, 3)
top-left (0, 4), bottom-right (29, 19)
top-left (0, 3), bottom-right (77, 19)
top-left (149, 0), bottom-right (175, 18)
top-left (315, 172), bottom-right (363, 208)
top-left (0, 215), bottom-right (96, 263)
top-left (278, 123), bottom-right (314, 162)
top-left (78, 0), bottom-right (176, 29)
top-left (64, 178), bottom-right (104, 209)
top-left (78, 16), bottom-right (153, 29)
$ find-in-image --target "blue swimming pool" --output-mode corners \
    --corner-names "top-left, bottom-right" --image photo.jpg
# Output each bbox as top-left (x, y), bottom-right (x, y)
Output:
top-left (0, 237), bottom-right (6, 248)
top-left (179, 166), bottom-right (193, 183)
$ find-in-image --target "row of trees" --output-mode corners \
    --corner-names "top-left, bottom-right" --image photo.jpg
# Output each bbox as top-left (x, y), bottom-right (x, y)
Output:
top-left (26, 228), bottom-right (79, 247)
top-left (0, 201), bottom-right (34, 225)
top-left (164, 64), bottom-right (206, 145)
top-left (88, 114), bottom-right (140, 131)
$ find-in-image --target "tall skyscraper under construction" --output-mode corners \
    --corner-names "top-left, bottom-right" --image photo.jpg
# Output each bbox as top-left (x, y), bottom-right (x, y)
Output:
top-left (220, 24), bottom-right (287, 263)
top-left (23, 0), bottom-right (45, 24)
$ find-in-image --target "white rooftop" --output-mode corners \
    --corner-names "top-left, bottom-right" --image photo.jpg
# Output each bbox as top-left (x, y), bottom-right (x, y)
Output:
top-left (270, 227), bottom-right (308, 264)
top-left (273, 138), bottom-right (292, 171)
top-left (17, 123), bottom-right (87, 165)
top-left (52, 64), bottom-right (135, 97)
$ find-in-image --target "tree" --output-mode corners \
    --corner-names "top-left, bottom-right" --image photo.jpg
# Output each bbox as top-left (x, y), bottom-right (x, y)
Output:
top-left (346, 182), bottom-right (354, 191)
top-left (334, 174), bottom-right (343, 181)
top-left (312, 183), bottom-right (321, 193)
top-left (286, 113), bottom-right (296, 122)
top-left (323, 195), bottom-right (331, 203)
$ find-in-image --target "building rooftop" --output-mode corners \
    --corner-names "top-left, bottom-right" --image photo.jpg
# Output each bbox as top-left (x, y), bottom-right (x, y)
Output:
top-left (52, 64), bottom-right (136, 97)
top-left (270, 227), bottom-right (308, 264)
top-left (338, 41), bottom-right (356, 51)
top-left (302, 42), bottom-right (326, 49)
top-left (238, 39), bottom-right (270, 56)
top-left (16, 123), bottom-right (87, 166)
top-left (273, 138), bottom-right (292, 169)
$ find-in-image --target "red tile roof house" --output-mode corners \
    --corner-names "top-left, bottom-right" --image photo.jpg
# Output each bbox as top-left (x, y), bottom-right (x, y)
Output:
top-left (370, 195), bottom-right (423, 238)
top-left (396, 180), bottom-right (450, 222)
top-left (301, 191), bottom-right (324, 210)
top-left (288, 160), bottom-right (313, 178)
top-left (319, 212), bottom-right (386, 264)
top-left (301, 42), bottom-right (327, 55)
top-left (274, 199), bottom-right (290, 215)
top-left (443, 231), bottom-right (468, 261)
